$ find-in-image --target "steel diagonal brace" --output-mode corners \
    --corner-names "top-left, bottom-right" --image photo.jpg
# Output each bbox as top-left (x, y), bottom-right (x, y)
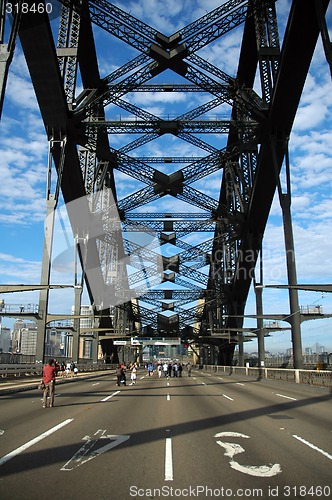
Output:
top-left (177, 186), bottom-right (219, 213)
top-left (88, 0), bottom-right (157, 53)
top-left (117, 185), bottom-right (160, 214)
top-left (185, 62), bottom-right (266, 122)
top-left (47, 136), bottom-right (67, 207)
top-left (178, 0), bottom-right (248, 44)
top-left (0, 0), bottom-right (22, 118)
top-left (76, 60), bottom-right (154, 116)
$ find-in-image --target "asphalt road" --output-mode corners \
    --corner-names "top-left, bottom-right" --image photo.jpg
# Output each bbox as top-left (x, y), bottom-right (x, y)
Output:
top-left (0, 369), bottom-right (331, 500)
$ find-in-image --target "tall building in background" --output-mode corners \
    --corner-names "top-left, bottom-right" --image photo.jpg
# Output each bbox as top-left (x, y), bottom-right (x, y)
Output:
top-left (72, 305), bottom-right (94, 359)
top-left (11, 320), bottom-right (37, 354)
top-left (21, 326), bottom-right (37, 355)
top-left (0, 323), bottom-right (11, 353)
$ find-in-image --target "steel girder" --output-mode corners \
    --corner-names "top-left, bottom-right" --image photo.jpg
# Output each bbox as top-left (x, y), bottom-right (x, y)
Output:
top-left (4, 0), bottom-right (329, 362)
top-left (87, 119), bottom-right (259, 135)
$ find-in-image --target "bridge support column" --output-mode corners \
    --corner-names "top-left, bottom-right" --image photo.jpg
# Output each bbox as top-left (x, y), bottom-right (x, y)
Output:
top-left (255, 282), bottom-right (265, 367)
top-left (273, 139), bottom-right (303, 369)
top-left (91, 334), bottom-right (99, 363)
top-left (36, 195), bottom-right (57, 364)
top-left (72, 285), bottom-right (82, 363)
top-left (238, 333), bottom-right (244, 366)
top-left (281, 194), bottom-right (303, 368)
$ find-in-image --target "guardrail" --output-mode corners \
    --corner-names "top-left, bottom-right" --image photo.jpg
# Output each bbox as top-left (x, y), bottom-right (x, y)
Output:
top-left (0, 363), bottom-right (116, 378)
top-left (202, 365), bottom-right (332, 388)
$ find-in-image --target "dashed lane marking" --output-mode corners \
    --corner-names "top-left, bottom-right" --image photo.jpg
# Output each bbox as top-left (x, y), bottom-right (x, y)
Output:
top-left (0, 419), bottom-right (73, 466)
top-left (293, 435), bottom-right (332, 460)
top-left (165, 437), bottom-right (173, 481)
top-left (101, 390), bottom-right (121, 402)
top-left (276, 393), bottom-right (297, 401)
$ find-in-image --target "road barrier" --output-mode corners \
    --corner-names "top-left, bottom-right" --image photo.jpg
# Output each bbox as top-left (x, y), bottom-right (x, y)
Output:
top-left (0, 363), bottom-right (116, 378)
top-left (203, 364), bottom-right (332, 388)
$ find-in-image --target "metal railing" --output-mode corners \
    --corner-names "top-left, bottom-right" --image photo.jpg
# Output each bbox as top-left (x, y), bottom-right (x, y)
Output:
top-left (202, 364), bottom-right (332, 388)
top-left (0, 363), bottom-right (116, 378)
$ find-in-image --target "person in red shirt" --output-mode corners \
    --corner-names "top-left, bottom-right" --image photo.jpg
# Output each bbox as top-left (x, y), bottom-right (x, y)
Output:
top-left (42, 359), bottom-right (57, 408)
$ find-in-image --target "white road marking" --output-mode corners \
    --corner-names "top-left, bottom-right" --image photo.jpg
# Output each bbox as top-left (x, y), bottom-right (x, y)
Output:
top-left (165, 437), bottom-right (173, 481)
top-left (101, 390), bottom-right (120, 402)
top-left (201, 382), bottom-right (206, 385)
top-left (91, 382), bottom-right (100, 386)
top-left (215, 431), bottom-right (249, 439)
top-left (0, 419), bottom-right (73, 466)
top-left (236, 383), bottom-right (244, 386)
top-left (215, 432), bottom-right (282, 477)
top-left (222, 394), bottom-right (234, 401)
top-left (293, 435), bottom-right (332, 460)
top-left (276, 393), bottom-right (297, 401)
top-left (229, 460), bottom-right (282, 477)
top-left (61, 431), bottom-right (130, 471)
top-left (166, 394), bottom-right (171, 401)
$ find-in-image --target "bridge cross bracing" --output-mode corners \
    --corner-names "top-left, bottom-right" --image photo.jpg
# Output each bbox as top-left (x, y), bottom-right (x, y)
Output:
top-left (0, 0), bottom-right (331, 367)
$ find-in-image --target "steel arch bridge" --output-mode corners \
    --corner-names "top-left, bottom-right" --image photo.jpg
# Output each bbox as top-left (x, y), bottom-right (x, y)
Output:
top-left (1, 0), bottom-right (331, 366)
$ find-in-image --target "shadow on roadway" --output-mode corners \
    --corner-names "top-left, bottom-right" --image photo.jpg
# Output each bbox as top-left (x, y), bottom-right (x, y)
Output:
top-left (0, 388), bottom-right (331, 476)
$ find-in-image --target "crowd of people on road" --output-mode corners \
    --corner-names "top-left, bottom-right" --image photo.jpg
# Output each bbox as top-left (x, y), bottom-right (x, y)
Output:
top-left (148, 361), bottom-right (192, 378)
top-left (115, 360), bottom-right (193, 387)
top-left (41, 358), bottom-right (194, 408)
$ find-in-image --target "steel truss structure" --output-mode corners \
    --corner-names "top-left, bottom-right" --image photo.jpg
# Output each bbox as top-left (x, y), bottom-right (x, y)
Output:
top-left (0, 0), bottom-right (330, 364)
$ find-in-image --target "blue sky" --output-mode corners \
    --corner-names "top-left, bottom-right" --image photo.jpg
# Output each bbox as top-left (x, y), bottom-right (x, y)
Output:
top-left (0, 0), bottom-right (331, 354)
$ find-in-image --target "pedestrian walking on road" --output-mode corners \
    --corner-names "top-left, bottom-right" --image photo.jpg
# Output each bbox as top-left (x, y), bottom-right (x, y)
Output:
top-left (163, 362), bottom-right (168, 377)
top-left (116, 364), bottom-right (126, 386)
top-left (42, 358), bottom-right (57, 408)
top-left (131, 364), bottom-right (137, 384)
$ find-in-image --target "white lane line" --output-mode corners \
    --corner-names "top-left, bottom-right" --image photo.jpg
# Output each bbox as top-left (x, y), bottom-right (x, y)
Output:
top-left (293, 435), bottom-right (332, 460)
top-left (91, 382), bottom-right (100, 386)
top-left (201, 382), bottom-right (206, 385)
top-left (222, 394), bottom-right (234, 401)
top-left (101, 390), bottom-right (121, 402)
top-left (236, 382), bottom-right (244, 386)
top-left (218, 377), bottom-right (223, 381)
top-left (165, 437), bottom-right (173, 481)
top-left (0, 419), bottom-right (73, 466)
top-left (276, 393), bottom-right (297, 401)
top-left (166, 394), bottom-right (171, 401)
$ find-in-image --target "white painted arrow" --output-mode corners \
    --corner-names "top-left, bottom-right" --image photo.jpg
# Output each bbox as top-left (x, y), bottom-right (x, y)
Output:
top-left (215, 431), bottom-right (282, 477)
top-left (61, 430), bottom-right (130, 471)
